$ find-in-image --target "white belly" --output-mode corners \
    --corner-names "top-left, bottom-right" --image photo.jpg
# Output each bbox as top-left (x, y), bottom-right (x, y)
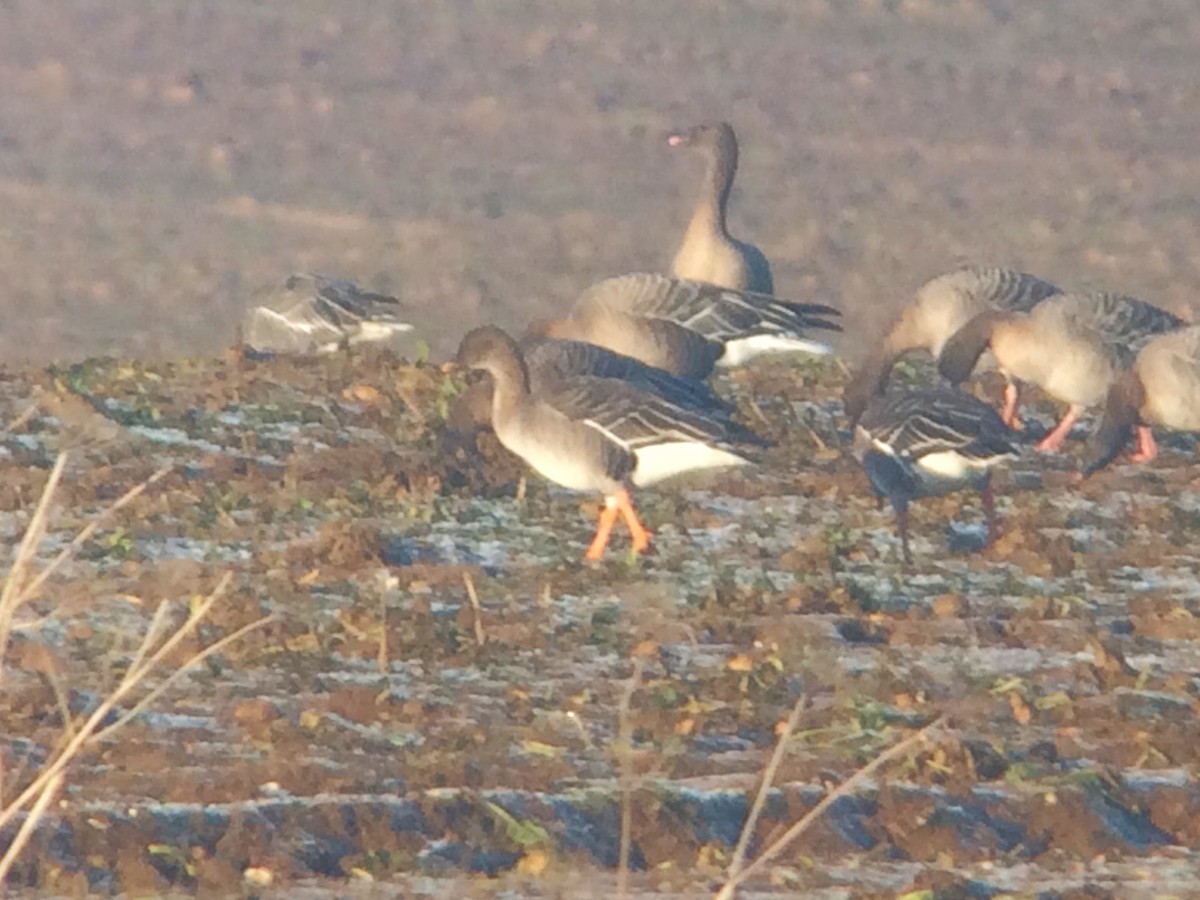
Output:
top-left (632, 441), bottom-right (751, 487)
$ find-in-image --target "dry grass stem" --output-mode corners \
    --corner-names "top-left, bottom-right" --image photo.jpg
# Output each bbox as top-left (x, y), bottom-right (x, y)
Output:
top-left (43, 665), bottom-right (78, 745)
top-left (0, 772), bottom-right (63, 883)
top-left (0, 573), bottom-right (271, 837)
top-left (714, 716), bottom-right (946, 899)
top-left (376, 589), bottom-right (389, 674)
top-left (93, 611), bottom-right (275, 743)
top-left (0, 460), bottom-right (272, 879)
top-left (463, 572), bottom-right (486, 646)
top-left (0, 453), bottom-right (69, 654)
top-left (725, 696), bottom-right (807, 884)
top-left (6, 402), bottom-right (38, 434)
top-left (615, 657), bottom-right (644, 900)
top-left (16, 465), bottom-right (171, 609)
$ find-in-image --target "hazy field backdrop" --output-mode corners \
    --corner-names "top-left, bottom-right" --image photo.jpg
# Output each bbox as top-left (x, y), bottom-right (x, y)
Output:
top-left (3, 0), bottom-right (1200, 363)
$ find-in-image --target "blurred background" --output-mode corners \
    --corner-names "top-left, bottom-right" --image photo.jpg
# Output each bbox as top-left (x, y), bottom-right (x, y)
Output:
top-left (2, 0), bottom-right (1199, 364)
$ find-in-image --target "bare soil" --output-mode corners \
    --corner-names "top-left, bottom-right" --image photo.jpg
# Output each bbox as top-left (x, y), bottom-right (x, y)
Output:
top-left (3, 2), bottom-right (1200, 897)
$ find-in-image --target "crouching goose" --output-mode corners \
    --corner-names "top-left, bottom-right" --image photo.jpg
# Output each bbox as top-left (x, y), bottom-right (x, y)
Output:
top-left (534, 272), bottom-right (841, 380)
top-left (938, 291), bottom-right (1185, 453)
top-left (667, 121), bottom-right (774, 295)
top-left (842, 267), bottom-right (1061, 425)
top-left (241, 273), bottom-right (412, 355)
top-left (456, 326), bottom-right (766, 560)
top-left (856, 387), bottom-right (1020, 563)
top-left (1084, 325), bottom-right (1200, 475)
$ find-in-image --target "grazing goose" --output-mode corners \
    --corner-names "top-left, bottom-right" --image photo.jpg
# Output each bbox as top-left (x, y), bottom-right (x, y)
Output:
top-left (938, 291), bottom-right (1185, 453)
top-left (241, 273), bottom-right (412, 356)
top-left (856, 387), bottom-right (1020, 563)
top-left (534, 273), bottom-right (841, 380)
top-left (842, 267), bottom-right (1061, 425)
top-left (667, 122), bottom-right (774, 295)
top-left (456, 326), bottom-right (765, 560)
top-left (447, 334), bottom-right (734, 431)
top-left (1084, 325), bottom-right (1200, 475)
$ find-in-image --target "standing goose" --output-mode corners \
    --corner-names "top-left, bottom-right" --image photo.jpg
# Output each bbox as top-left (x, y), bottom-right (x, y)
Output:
top-left (842, 267), bottom-right (1061, 425)
top-left (667, 122), bottom-right (774, 295)
top-left (456, 326), bottom-right (766, 560)
top-left (534, 272), bottom-right (840, 380)
top-left (1084, 325), bottom-right (1200, 475)
top-left (856, 387), bottom-right (1020, 563)
top-left (240, 273), bottom-right (412, 356)
top-left (938, 291), bottom-right (1185, 453)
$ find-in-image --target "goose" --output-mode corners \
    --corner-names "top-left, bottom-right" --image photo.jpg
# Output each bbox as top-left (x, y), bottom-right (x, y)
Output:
top-left (667, 122), bottom-right (774, 295)
top-left (938, 291), bottom-right (1185, 453)
top-left (842, 267), bottom-right (1061, 425)
top-left (533, 272), bottom-right (841, 380)
top-left (456, 326), bottom-right (766, 560)
top-left (1084, 324), bottom-right (1200, 475)
top-left (240, 273), bottom-right (412, 356)
top-left (855, 387), bottom-right (1020, 563)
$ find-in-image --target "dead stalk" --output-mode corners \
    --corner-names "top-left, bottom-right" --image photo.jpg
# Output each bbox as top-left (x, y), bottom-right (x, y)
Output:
top-left (93, 612), bottom-right (275, 743)
top-left (725, 696), bottom-right (807, 883)
top-left (616, 658), bottom-right (644, 900)
top-left (0, 453), bottom-right (271, 880)
top-left (713, 716), bottom-right (946, 899)
top-left (6, 402), bottom-right (38, 434)
top-left (376, 589), bottom-right (389, 674)
top-left (16, 466), bottom-right (171, 608)
top-left (0, 454), bottom-right (69, 656)
top-left (43, 665), bottom-right (78, 745)
top-left (463, 573), bottom-right (486, 646)
top-left (0, 772), bottom-right (62, 883)
top-left (0, 573), bottom-right (271, 836)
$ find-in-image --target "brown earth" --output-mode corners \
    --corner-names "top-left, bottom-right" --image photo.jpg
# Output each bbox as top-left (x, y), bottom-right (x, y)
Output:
top-left (2, 352), bottom-right (1200, 897)
top-left (4, 2), bottom-right (1200, 897)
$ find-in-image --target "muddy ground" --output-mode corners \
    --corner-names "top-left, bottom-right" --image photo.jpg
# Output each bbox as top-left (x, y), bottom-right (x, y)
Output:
top-left (3, 353), bottom-right (1200, 897)
top-left (3, 1), bottom-right (1200, 897)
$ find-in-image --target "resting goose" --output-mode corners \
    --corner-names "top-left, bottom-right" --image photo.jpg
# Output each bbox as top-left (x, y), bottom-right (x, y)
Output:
top-left (842, 267), bottom-right (1061, 425)
top-left (1084, 325), bottom-right (1200, 475)
top-left (667, 122), bottom-right (774, 295)
top-left (456, 327), bottom-right (766, 560)
top-left (938, 291), bottom-right (1185, 453)
top-left (856, 387), bottom-right (1020, 563)
top-left (241, 273), bottom-right (412, 356)
top-left (534, 272), bottom-right (841, 380)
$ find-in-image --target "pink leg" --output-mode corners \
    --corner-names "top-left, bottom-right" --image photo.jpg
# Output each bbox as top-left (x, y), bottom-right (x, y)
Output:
top-left (1000, 382), bottom-right (1023, 430)
top-left (1035, 405), bottom-right (1082, 453)
top-left (1128, 426), bottom-right (1158, 464)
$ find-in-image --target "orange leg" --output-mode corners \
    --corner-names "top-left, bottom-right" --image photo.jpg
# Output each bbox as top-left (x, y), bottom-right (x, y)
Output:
top-left (1000, 382), bottom-right (1023, 430)
top-left (1129, 426), bottom-right (1158, 464)
top-left (613, 489), bottom-right (652, 555)
top-left (584, 501), bottom-right (621, 561)
top-left (1035, 405), bottom-right (1081, 453)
